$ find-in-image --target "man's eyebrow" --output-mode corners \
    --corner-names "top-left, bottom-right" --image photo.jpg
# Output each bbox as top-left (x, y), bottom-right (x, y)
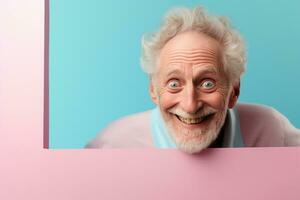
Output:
top-left (162, 64), bottom-right (184, 77)
top-left (197, 65), bottom-right (218, 73)
top-left (193, 66), bottom-right (219, 75)
top-left (164, 69), bottom-right (184, 77)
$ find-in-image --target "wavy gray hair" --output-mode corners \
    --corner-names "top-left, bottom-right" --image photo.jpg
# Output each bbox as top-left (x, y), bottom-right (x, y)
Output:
top-left (140, 6), bottom-right (246, 85)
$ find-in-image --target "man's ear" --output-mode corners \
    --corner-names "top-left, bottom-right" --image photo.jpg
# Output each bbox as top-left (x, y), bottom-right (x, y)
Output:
top-left (228, 80), bottom-right (240, 109)
top-left (149, 79), bottom-right (158, 105)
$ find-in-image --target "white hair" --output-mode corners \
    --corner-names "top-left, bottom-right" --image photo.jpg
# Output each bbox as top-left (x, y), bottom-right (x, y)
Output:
top-left (140, 6), bottom-right (246, 85)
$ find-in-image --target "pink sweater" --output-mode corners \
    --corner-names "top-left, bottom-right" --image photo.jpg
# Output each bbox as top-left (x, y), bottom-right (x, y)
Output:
top-left (86, 103), bottom-right (300, 148)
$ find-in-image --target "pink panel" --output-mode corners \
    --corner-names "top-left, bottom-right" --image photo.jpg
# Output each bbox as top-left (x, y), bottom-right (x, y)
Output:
top-left (0, 1), bottom-right (299, 200)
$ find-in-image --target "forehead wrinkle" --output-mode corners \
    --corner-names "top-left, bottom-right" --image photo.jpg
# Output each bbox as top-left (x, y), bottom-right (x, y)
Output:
top-left (167, 60), bottom-right (217, 67)
top-left (167, 49), bottom-right (219, 62)
top-left (166, 56), bottom-right (218, 66)
top-left (169, 48), bottom-right (217, 55)
top-left (164, 48), bottom-right (221, 68)
top-left (169, 51), bottom-right (216, 58)
top-left (168, 54), bottom-right (217, 61)
top-left (168, 51), bottom-right (216, 59)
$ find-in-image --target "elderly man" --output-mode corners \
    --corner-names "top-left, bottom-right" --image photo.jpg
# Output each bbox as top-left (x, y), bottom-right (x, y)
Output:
top-left (86, 6), bottom-right (300, 153)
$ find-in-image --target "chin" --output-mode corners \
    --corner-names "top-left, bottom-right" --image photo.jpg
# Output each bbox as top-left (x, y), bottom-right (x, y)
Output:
top-left (161, 107), bottom-right (227, 154)
top-left (173, 128), bottom-right (220, 154)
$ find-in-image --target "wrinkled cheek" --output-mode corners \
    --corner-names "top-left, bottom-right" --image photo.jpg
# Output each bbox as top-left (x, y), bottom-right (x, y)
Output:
top-left (201, 93), bottom-right (227, 111)
top-left (159, 93), bottom-right (181, 110)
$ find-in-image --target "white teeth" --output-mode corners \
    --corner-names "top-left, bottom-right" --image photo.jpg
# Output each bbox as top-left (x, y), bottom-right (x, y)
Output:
top-left (177, 113), bottom-right (214, 124)
top-left (178, 116), bottom-right (204, 124)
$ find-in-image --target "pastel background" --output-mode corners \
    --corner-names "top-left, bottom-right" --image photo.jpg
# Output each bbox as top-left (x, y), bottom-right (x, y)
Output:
top-left (49, 0), bottom-right (300, 148)
top-left (1, 1), bottom-right (300, 199)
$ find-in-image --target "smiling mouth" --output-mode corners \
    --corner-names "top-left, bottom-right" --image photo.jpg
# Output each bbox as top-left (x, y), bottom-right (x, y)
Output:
top-left (175, 113), bottom-right (215, 125)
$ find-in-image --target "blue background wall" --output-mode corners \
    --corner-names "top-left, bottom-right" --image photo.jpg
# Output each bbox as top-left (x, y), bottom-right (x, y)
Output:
top-left (49, 0), bottom-right (300, 148)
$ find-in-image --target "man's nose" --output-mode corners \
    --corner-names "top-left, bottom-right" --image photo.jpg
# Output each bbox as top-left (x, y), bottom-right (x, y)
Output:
top-left (181, 83), bottom-right (203, 114)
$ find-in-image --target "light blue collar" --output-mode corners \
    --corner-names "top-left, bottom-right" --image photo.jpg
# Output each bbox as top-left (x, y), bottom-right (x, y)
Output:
top-left (150, 107), bottom-right (176, 148)
top-left (150, 106), bottom-right (244, 148)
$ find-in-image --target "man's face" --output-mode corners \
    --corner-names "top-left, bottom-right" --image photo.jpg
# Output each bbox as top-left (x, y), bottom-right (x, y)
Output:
top-left (150, 31), bottom-right (237, 153)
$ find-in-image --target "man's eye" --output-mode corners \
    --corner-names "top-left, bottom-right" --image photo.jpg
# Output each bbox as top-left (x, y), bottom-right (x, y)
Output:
top-left (168, 80), bottom-right (180, 89)
top-left (201, 80), bottom-right (215, 90)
